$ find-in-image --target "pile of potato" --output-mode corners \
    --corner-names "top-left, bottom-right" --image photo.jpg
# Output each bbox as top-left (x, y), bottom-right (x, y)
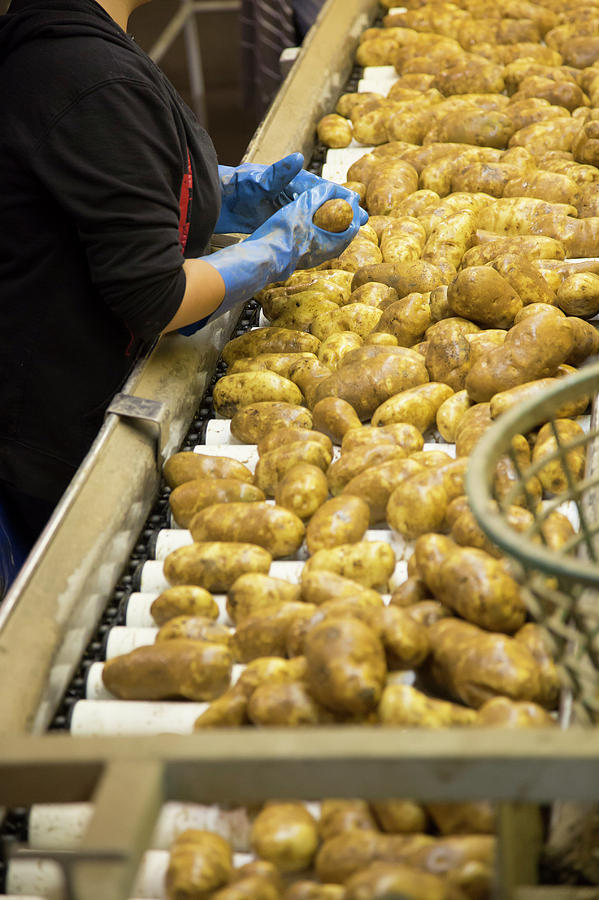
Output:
top-left (164, 799), bottom-right (496, 899)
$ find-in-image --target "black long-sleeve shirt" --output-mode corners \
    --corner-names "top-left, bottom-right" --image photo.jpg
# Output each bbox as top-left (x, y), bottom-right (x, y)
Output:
top-left (0, 0), bottom-right (220, 503)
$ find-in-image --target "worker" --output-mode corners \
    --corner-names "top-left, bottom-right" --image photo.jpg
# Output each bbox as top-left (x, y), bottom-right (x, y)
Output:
top-left (0, 0), bottom-right (366, 589)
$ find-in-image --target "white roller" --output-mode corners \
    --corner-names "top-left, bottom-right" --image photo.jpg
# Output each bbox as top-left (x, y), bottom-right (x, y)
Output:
top-left (85, 662), bottom-right (115, 700)
top-left (5, 858), bottom-right (64, 900)
top-left (153, 529), bottom-right (192, 559)
top-left (104, 626), bottom-right (158, 659)
top-left (389, 560), bottom-right (409, 592)
top-left (125, 591), bottom-right (230, 627)
top-left (139, 560), bottom-right (169, 593)
top-left (423, 441), bottom-right (456, 458)
top-left (28, 802), bottom-right (254, 854)
top-left (204, 419), bottom-right (240, 445)
top-left (69, 700), bottom-right (207, 736)
top-left (192, 443), bottom-right (258, 471)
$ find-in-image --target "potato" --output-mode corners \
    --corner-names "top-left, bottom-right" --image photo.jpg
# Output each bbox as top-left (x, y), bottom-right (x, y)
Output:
top-left (315, 830), bottom-right (434, 885)
top-left (330, 445), bottom-right (408, 497)
top-left (436, 390), bottom-right (473, 442)
top-left (451, 504), bottom-right (534, 559)
top-left (556, 272), bottom-right (599, 318)
top-left (379, 216), bottom-right (427, 263)
top-left (193, 690), bottom-right (248, 729)
top-left (102, 640), bottom-right (232, 701)
top-left (154, 615), bottom-right (230, 651)
top-left (300, 570), bottom-right (384, 608)
top-left (371, 382), bottom-right (454, 431)
top-left (235, 656), bottom-right (309, 699)
top-left (269, 297), bottom-right (339, 332)
top-left (427, 802), bottom-right (495, 836)
top-left (532, 418), bottom-right (586, 495)
top-left (189, 502), bottom-right (305, 559)
top-left (461, 235), bottom-right (565, 268)
top-left (432, 545), bottom-right (527, 633)
top-left (311, 397), bottom-right (362, 445)
top-left (476, 696), bottom-right (556, 727)
top-left (226, 572), bottom-right (300, 623)
top-left (427, 619), bottom-right (547, 708)
top-left (166, 830), bottom-right (233, 899)
top-left (164, 542), bottom-right (272, 592)
top-left (508, 118), bottom-right (582, 156)
top-left (317, 332), bottom-right (363, 372)
top-left (251, 803), bottom-right (319, 873)
top-left (248, 680), bottom-right (332, 726)
top-left (489, 254), bottom-right (557, 308)
top-left (365, 160), bottom-right (419, 215)
top-left (318, 800), bottom-right (377, 842)
top-left (387, 458), bottom-right (468, 539)
top-left (341, 422), bottom-right (424, 455)
top-left (335, 237), bottom-right (383, 273)
top-left (378, 684), bottom-right (476, 727)
top-left (255, 440), bottom-right (332, 496)
top-left (422, 208), bottom-right (478, 272)
top-left (424, 330), bottom-right (472, 393)
top-left (343, 457), bottom-right (424, 526)
top-left (275, 462), bottom-right (329, 520)
top-left (230, 402), bottom-right (312, 444)
top-left (310, 304), bottom-right (382, 342)
top-left (169, 478), bottom-right (265, 529)
top-left (389, 576), bottom-right (430, 608)
top-left (437, 108), bottom-right (515, 148)
top-left (222, 328), bottom-right (320, 365)
top-left (303, 541), bottom-right (396, 590)
top-left (283, 883), bottom-right (346, 900)
top-left (447, 267), bottom-right (522, 329)
top-left (413, 533), bottom-right (464, 597)
top-left (235, 603), bottom-right (317, 662)
top-left (351, 260), bottom-right (445, 297)
top-left (370, 604), bottom-right (430, 670)
top-left (164, 451), bottom-right (253, 490)
top-left (232, 861), bottom-right (282, 891)
top-left (313, 198), bottom-right (355, 232)
top-left (465, 311), bottom-right (574, 402)
top-left (213, 372), bottom-right (303, 418)
top-left (345, 861), bottom-right (462, 900)
top-left (370, 800), bottom-right (427, 835)
top-left (347, 282), bottom-right (399, 309)
top-left (567, 317), bottom-right (599, 367)
top-left (258, 426), bottom-right (332, 458)
top-left (228, 352), bottom-right (320, 379)
top-left (150, 585), bottom-right (218, 626)
top-left (306, 495), bottom-right (370, 554)
top-left (305, 616), bottom-right (387, 715)
top-left (312, 348), bottom-right (429, 421)
top-left (290, 358), bottom-right (334, 409)
top-left (212, 876), bottom-right (280, 900)
top-left (489, 378), bottom-right (588, 420)
top-left (515, 623), bottom-right (560, 709)
top-left (317, 114), bottom-right (352, 148)
top-left (375, 292), bottom-right (432, 346)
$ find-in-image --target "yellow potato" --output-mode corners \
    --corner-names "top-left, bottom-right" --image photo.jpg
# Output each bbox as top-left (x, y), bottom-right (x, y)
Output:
top-left (312, 396), bottom-right (363, 444)
top-left (166, 830), bottom-right (233, 899)
top-left (269, 296), bottom-right (339, 332)
top-left (257, 425), bottom-right (332, 458)
top-left (300, 570), bottom-right (385, 608)
top-left (317, 114), bottom-right (353, 148)
top-left (169, 478), bottom-right (265, 528)
top-left (254, 440), bottom-right (332, 496)
top-left (155, 616), bottom-right (232, 647)
top-left (228, 352), bottom-right (319, 379)
top-left (150, 585), bottom-right (218, 626)
top-left (375, 292), bottom-right (432, 347)
top-left (230, 402), bottom-right (312, 444)
top-left (251, 803), bottom-right (319, 873)
top-left (343, 457), bottom-right (424, 526)
top-left (306, 495), bottom-right (370, 553)
top-left (532, 418), bottom-right (586, 495)
top-left (163, 542), bottom-right (272, 592)
top-left (189, 502), bottom-right (305, 559)
top-left (436, 390), bottom-right (473, 442)
top-left (387, 458), bottom-right (467, 539)
top-left (226, 572), bottom-right (300, 623)
top-left (371, 382), bottom-right (454, 431)
top-left (447, 267), bottom-right (522, 329)
top-left (213, 372), bottom-right (303, 418)
top-left (163, 451), bottom-right (253, 490)
top-left (341, 422), bottom-right (424, 456)
top-left (303, 541), bottom-right (396, 590)
top-left (222, 327), bottom-right (320, 365)
top-left (274, 462), bottom-right (330, 520)
top-left (379, 683), bottom-right (476, 727)
top-left (326, 444), bottom-right (407, 495)
top-left (317, 331), bottom-right (363, 370)
top-left (310, 303), bottom-right (383, 342)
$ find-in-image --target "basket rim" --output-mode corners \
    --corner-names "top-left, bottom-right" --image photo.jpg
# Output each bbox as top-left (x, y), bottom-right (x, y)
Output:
top-left (466, 358), bottom-right (599, 586)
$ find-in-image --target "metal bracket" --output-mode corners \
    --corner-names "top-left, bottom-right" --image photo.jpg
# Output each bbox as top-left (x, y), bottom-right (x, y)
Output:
top-left (105, 393), bottom-right (168, 467)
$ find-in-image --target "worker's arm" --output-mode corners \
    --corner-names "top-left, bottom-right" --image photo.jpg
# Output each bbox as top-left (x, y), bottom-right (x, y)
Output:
top-left (166, 181), bottom-right (367, 337)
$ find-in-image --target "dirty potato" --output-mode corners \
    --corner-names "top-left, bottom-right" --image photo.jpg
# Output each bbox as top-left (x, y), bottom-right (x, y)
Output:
top-left (189, 502), bottom-right (305, 559)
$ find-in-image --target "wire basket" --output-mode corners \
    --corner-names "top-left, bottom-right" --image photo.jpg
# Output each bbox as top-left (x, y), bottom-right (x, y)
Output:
top-left (467, 360), bottom-right (599, 725)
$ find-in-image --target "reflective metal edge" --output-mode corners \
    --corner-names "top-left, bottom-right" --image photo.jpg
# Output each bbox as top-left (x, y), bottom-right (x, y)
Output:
top-left (0, 0), bottom-right (379, 735)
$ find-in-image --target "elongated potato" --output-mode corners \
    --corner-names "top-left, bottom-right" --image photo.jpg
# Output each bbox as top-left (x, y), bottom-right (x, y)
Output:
top-left (515, 623), bottom-right (560, 709)
top-left (345, 861), bottom-right (464, 900)
top-left (476, 696), bottom-right (555, 728)
top-left (387, 459), bottom-right (468, 539)
top-left (312, 397), bottom-right (363, 444)
top-left (371, 382), bottom-right (454, 431)
top-left (311, 304), bottom-right (383, 342)
top-left (303, 541), bottom-right (396, 590)
top-left (164, 451), bottom-right (253, 490)
top-left (351, 260), bottom-right (445, 297)
top-left (275, 462), bottom-right (329, 520)
top-left (312, 349), bottom-right (429, 421)
top-left (230, 402), bottom-right (312, 444)
top-left (375, 292), bottom-right (432, 346)
top-left (226, 572), bottom-right (301, 623)
top-left (155, 616), bottom-right (232, 647)
top-left (235, 603), bottom-right (317, 662)
top-left (212, 875), bottom-right (280, 900)
top-left (318, 333), bottom-right (364, 373)
top-left (300, 570), bottom-right (384, 608)
top-left (164, 542), bottom-right (272, 592)
top-left (379, 684), bottom-right (476, 727)
top-left (257, 425), bottom-right (332, 458)
top-left (447, 267), bottom-right (522, 329)
top-left (251, 803), bottom-right (319, 873)
top-left (305, 616), bottom-right (387, 716)
top-left (249, 679), bottom-right (333, 727)
top-left (306, 495), bottom-right (370, 554)
top-left (223, 328), bottom-right (320, 365)
top-left (290, 358), bottom-right (334, 409)
top-left (532, 418), bottom-right (586, 495)
top-left (189, 502), bottom-right (305, 559)
top-left (213, 372), bottom-right (303, 418)
top-left (228, 352), bottom-right (319, 379)
top-left (269, 297), bottom-right (339, 332)
top-left (150, 585), bottom-right (219, 626)
top-left (490, 254), bottom-right (557, 307)
top-left (370, 800), bottom-right (428, 835)
top-left (327, 443), bottom-right (407, 495)
top-left (103, 639), bottom-right (232, 701)
top-left (315, 830), bottom-right (434, 885)
top-left (341, 422), bottom-right (424, 455)
top-left (255, 440), bottom-right (332, 496)
top-left (169, 478), bottom-right (265, 528)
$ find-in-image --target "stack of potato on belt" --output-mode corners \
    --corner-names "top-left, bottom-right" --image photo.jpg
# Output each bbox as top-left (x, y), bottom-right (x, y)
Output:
top-left (164, 800), bottom-right (496, 899)
top-left (102, 4), bottom-right (599, 895)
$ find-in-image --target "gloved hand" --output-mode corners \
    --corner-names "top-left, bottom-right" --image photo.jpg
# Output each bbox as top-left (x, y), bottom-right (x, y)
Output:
top-left (214, 152), bottom-right (366, 234)
top-left (179, 180), bottom-right (364, 335)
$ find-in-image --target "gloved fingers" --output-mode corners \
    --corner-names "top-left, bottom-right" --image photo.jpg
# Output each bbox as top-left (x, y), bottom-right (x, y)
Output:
top-left (260, 152), bottom-right (305, 195)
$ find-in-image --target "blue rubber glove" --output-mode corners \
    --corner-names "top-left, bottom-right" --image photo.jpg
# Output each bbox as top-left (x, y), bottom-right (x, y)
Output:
top-left (179, 181), bottom-right (364, 335)
top-left (215, 152), bottom-right (368, 234)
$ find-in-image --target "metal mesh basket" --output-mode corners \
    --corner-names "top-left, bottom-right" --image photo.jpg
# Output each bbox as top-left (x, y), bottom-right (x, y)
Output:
top-left (467, 360), bottom-right (599, 724)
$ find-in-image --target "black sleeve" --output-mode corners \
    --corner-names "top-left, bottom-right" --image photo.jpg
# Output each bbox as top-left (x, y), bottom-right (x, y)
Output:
top-left (30, 78), bottom-right (188, 339)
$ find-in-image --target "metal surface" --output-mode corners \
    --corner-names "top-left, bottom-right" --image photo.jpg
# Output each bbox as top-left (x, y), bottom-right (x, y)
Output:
top-left (105, 393), bottom-right (168, 466)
